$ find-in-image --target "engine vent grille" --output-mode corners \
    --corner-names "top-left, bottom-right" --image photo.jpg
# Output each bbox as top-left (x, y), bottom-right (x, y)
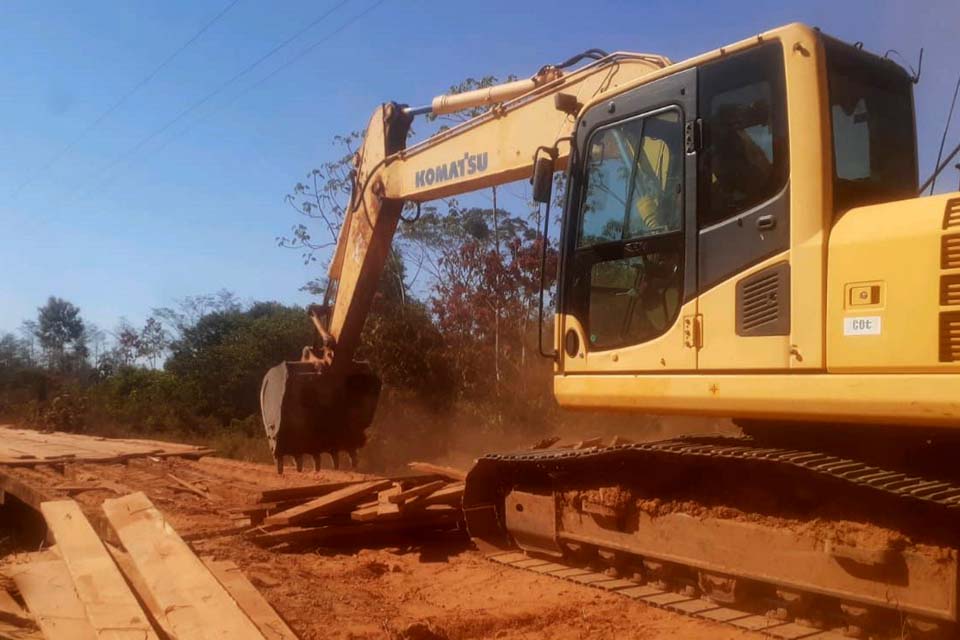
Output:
top-left (939, 312), bottom-right (960, 362)
top-left (943, 197), bottom-right (960, 230)
top-left (942, 274), bottom-right (960, 306)
top-left (941, 234), bottom-right (960, 270)
top-left (736, 262), bottom-right (790, 337)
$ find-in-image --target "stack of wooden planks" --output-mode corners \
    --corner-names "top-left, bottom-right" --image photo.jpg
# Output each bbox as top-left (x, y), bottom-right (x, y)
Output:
top-left (0, 425), bottom-right (214, 468)
top-left (243, 462), bottom-right (467, 549)
top-left (2, 494), bottom-right (296, 640)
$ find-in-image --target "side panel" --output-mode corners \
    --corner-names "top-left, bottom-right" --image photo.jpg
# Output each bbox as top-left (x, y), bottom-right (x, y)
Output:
top-left (827, 193), bottom-right (960, 372)
top-left (698, 251), bottom-right (792, 369)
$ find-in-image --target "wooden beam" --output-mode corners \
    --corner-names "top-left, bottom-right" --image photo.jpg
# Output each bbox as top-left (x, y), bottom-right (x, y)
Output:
top-left (40, 500), bottom-right (158, 640)
top-left (105, 544), bottom-right (175, 640)
top-left (264, 479), bottom-right (392, 526)
top-left (248, 511), bottom-right (462, 548)
top-left (167, 474), bottom-right (217, 502)
top-left (102, 492), bottom-right (266, 640)
top-left (202, 559), bottom-right (297, 640)
top-left (0, 589), bottom-right (34, 629)
top-left (387, 480), bottom-right (446, 505)
top-left (0, 470), bottom-right (53, 512)
top-left (9, 559), bottom-right (98, 640)
top-left (256, 474), bottom-right (437, 504)
top-left (415, 482), bottom-right (465, 508)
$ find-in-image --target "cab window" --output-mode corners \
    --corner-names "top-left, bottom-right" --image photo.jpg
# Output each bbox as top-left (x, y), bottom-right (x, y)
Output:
top-left (823, 37), bottom-right (917, 212)
top-left (698, 43), bottom-right (788, 228)
top-left (576, 109), bottom-right (684, 350)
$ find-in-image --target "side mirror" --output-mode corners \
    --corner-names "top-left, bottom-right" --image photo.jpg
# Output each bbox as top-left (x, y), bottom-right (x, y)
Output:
top-left (531, 155), bottom-right (555, 204)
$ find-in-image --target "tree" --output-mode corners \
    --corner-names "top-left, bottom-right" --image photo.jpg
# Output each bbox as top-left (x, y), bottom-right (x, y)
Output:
top-left (0, 333), bottom-right (29, 370)
top-left (85, 323), bottom-right (107, 365)
top-left (34, 297), bottom-right (87, 372)
top-left (112, 319), bottom-right (141, 368)
top-left (138, 317), bottom-right (168, 369)
top-left (153, 290), bottom-right (242, 340)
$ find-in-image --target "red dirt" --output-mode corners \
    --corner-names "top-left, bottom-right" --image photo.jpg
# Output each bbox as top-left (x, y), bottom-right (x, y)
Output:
top-left (1, 455), bottom-right (761, 640)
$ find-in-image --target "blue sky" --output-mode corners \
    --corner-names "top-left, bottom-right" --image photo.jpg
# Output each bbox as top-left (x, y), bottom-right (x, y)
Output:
top-left (1, 0), bottom-right (958, 334)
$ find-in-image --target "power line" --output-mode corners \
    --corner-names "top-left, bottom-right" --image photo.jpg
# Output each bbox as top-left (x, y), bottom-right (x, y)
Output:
top-left (76, 0), bottom-right (353, 201)
top-left (153, 0), bottom-right (390, 157)
top-left (13, 0), bottom-right (242, 197)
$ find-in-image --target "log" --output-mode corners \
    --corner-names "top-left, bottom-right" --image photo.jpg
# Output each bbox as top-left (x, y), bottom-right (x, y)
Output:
top-left (264, 479), bottom-right (392, 526)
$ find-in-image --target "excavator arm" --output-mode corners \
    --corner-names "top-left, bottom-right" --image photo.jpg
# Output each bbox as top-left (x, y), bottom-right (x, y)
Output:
top-left (260, 51), bottom-right (669, 472)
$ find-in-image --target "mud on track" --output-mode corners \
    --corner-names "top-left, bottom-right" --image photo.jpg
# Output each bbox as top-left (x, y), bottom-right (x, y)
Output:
top-left (0, 455), bottom-right (760, 640)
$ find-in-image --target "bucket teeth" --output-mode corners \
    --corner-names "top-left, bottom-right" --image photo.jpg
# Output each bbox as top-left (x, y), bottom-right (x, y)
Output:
top-left (276, 456), bottom-right (284, 476)
top-left (295, 455), bottom-right (305, 472)
top-left (329, 451), bottom-right (340, 470)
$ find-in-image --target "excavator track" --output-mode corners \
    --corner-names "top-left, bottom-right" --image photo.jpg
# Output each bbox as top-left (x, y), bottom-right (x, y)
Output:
top-left (464, 435), bottom-right (960, 639)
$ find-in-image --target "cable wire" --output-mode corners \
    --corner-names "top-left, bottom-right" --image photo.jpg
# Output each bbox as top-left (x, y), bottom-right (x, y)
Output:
top-left (12, 0), bottom-right (242, 197)
top-left (930, 70), bottom-right (960, 195)
top-left (77, 0), bottom-right (353, 200)
top-left (152, 0), bottom-right (389, 158)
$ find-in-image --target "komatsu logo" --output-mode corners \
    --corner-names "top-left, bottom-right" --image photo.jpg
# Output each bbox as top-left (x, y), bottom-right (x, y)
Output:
top-left (415, 152), bottom-right (489, 188)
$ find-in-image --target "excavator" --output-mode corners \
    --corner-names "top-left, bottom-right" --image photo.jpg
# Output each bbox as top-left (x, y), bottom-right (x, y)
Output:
top-left (261, 23), bottom-right (960, 638)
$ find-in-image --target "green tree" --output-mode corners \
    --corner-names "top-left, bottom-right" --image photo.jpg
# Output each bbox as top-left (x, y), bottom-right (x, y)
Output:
top-left (34, 296), bottom-right (87, 372)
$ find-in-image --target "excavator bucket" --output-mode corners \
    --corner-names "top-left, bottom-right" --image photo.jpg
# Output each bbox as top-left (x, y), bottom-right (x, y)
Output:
top-left (260, 360), bottom-right (381, 473)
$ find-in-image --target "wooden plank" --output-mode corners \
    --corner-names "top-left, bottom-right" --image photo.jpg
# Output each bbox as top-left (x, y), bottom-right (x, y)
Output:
top-left (9, 560), bottom-right (97, 640)
top-left (102, 492), bottom-right (266, 640)
top-left (264, 479), bottom-right (393, 526)
top-left (376, 485), bottom-right (402, 517)
top-left (413, 482), bottom-right (464, 508)
top-left (387, 480), bottom-right (446, 505)
top-left (167, 473), bottom-right (217, 502)
top-left (40, 500), bottom-right (158, 640)
top-left (256, 474), bottom-right (437, 503)
top-left (0, 619), bottom-right (44, 640)
top-left (0, 427), bottom-right (212, 467)
top-left (248, 511), bottom-right (461, 548)
top-left (407, 462), bottom-right (466, 481)
top-left (0, 589), bottom-right (34, 628)
top-left (105, 544), bottom-right (176, 640)
top-left (202, 559), bottom-right (297, 640)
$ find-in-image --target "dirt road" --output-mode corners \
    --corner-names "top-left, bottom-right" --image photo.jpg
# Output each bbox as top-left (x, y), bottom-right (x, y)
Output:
top-left (1, 453), bottom-right (761, 640)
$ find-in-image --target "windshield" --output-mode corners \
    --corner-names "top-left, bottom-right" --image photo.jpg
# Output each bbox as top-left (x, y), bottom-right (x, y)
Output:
top-left (823, 37), bottom-right (917, 213)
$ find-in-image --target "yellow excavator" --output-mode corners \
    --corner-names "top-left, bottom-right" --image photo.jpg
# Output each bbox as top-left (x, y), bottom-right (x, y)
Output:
top-left (262, 23), bottom-right (960, 637)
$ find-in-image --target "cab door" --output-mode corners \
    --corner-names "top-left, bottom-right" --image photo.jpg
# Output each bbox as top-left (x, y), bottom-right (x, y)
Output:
top-left (559, 69), bottom-right (698, 374)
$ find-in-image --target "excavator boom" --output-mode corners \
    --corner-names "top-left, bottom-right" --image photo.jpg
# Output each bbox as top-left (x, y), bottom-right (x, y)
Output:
top-left (260, 51), bottom-right (669, 470)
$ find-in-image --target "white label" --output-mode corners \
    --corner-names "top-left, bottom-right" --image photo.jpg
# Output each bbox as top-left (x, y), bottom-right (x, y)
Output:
top-left (844, 316), bottom-right (881, 336)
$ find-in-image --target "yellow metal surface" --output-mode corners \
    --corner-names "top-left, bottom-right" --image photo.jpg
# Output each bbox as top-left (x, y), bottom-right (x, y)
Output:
top-left (382, 55), bottom-right (668, 202)
top-left (827, 193), bottom-right (960, 372)
top-left (570, 299), bottom-right (698, 373)
top-left (554, 372), bottom-right (960, 427)
top-left (697, 251), bottom-right (791, 370)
